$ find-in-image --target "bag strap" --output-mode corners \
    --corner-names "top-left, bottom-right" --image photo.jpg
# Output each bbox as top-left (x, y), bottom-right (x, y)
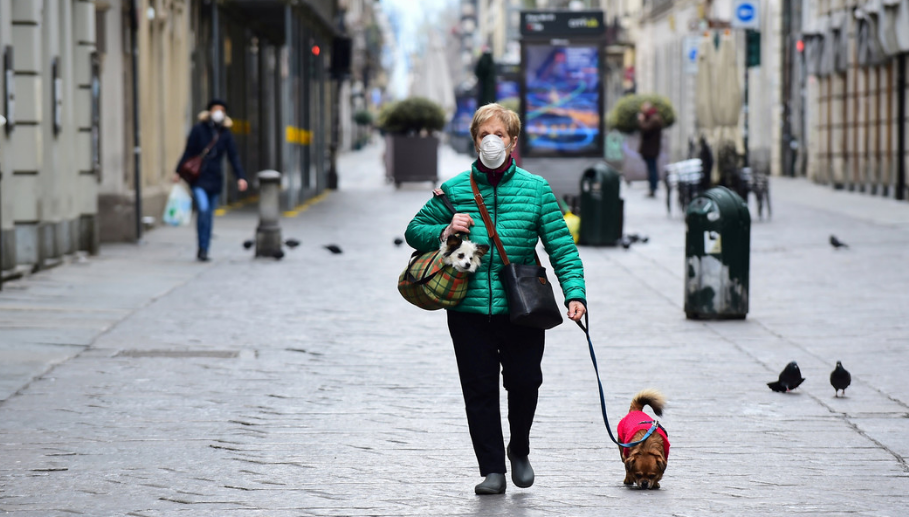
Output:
top-left (432, 188), bottom-right (457, 215)
top-left (470, 174), bottom-right (511, 265)
top-left (470, 174), bottom-right (545, 268)
top-left (200, 130), bottom-right (220, 159)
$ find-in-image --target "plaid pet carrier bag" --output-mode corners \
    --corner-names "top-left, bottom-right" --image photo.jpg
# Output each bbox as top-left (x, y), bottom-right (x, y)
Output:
top-left (398, 189), bottom-right (467, 310)
top-left (398, 250), bottom-right (469, 310)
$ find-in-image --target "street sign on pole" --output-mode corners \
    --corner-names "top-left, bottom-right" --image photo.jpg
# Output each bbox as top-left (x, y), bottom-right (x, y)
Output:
top-left (732, 0), bottom-right (760, 29)
top-left (683, 36), bottom-right (699, 74)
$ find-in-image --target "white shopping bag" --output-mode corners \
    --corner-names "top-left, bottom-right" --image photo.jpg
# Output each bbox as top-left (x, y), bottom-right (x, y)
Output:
top-left (163, 184), bottom-right (193, 226)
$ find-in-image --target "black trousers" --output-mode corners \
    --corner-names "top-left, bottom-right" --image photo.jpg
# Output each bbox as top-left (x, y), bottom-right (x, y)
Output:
top-left (447, 311), bottom-right (545, 476)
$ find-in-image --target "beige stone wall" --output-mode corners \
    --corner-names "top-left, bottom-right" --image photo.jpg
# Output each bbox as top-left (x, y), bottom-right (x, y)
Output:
top-left (136, 0), bottom-right (192, 218)
top-left (0, 0), bottom-right (99, 269)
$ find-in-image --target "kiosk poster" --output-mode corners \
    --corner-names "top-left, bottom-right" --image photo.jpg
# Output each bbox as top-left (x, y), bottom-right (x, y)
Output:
top-left (452, 96), bottom-right (476, 137)
top-left (497, 80), bottom-right (519, 104)
top-left (524, 45), bottom-right (601, 155)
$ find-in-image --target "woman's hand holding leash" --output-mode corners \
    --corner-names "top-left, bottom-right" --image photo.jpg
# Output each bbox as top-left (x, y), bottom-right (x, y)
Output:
top-left (442, 213), bottom-right (474, 241)
top-left (567, 301), bottom-right (586, 322)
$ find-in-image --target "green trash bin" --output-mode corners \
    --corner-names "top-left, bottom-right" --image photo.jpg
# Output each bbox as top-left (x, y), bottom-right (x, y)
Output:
top-left (579, 162), bottom-right (623, 246)
top-left (684, 186), bottom-right (750, 319)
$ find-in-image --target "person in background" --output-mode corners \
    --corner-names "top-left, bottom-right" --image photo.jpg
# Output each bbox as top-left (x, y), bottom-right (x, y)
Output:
top-left (638, 101), bottom-right (664, 197)
top-left (175, 99), bottom-right (248, 262)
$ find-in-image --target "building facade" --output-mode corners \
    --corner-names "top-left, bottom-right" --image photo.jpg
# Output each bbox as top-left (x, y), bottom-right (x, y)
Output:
top-left (1, 0), bottom-right (353, 281)
top-left (801, 0), bottom-right (908, 198)
top-left (0, 0), bottom-right (99, 275)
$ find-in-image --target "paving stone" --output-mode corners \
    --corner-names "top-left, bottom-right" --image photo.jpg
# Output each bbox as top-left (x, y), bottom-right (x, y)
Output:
top-left (0, 142), bottom-right (907, 515)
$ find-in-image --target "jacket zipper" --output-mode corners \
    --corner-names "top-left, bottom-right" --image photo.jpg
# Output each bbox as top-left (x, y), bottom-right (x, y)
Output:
top-left (487, 185), bottom-right (498, 321)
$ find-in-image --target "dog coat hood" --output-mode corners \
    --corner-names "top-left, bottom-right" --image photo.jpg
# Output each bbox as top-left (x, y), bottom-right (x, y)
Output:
top-left (617, 410), bottom-right (670, 459)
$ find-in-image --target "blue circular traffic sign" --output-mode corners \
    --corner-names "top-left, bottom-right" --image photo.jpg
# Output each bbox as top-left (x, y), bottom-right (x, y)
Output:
top-left (737, 3), bottom-right (755, 22)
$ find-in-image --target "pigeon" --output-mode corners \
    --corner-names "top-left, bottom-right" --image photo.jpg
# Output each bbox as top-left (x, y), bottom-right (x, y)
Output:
top-left (620, 237), bottom-right (632, 249)
top-left (393, 237), bottom-right (404, 247)
top-left (767, 361), bottom-right (805, 392)
top-left (830, 361), bottom-right (851, 397)
top-left (273, 249), bottom-right (285, 260)
top-left (829, 235), bottom-right (849, 249)
top-left (323, 244), bottom-right (343, 254)
top-left (284, 238), bottom-right (300, 249)
top-left (242, 239), bottom-right (254, 250)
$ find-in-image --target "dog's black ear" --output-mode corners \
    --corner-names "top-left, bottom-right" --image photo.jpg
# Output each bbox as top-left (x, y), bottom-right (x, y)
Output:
top-left (476, 244), bottom-right (490, 257)
top-left (443, 234), bottom-right (461, 257)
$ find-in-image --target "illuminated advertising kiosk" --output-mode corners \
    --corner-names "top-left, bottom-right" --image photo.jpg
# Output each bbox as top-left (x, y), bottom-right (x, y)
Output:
top-left (520, 11), bottom-right (606, 158)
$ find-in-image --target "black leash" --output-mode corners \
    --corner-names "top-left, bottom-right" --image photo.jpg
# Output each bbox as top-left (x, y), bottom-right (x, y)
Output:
top-left (575, 312), bottom-right (663, 449)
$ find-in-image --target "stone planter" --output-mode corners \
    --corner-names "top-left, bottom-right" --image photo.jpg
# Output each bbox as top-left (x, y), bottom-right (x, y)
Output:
top-left (385, 134), bottom-right (439, 187)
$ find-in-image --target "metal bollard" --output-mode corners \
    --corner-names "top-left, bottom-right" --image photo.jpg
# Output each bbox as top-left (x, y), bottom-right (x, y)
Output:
top-left (255, 170), bottom-right (283, 258)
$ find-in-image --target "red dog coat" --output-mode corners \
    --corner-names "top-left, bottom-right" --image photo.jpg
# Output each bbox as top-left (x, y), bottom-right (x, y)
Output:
top-left (617, 410), bottom-right (670, 459)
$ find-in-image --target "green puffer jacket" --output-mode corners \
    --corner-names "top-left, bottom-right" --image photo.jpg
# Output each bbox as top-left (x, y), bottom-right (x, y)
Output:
top-left (405, 161), bottom-right (586, 315)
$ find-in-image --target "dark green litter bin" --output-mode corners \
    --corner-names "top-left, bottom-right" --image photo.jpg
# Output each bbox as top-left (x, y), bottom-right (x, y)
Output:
top-left (684, 186), bottom-right (750, 319)
top-left (579, 162), bottom-right (623, 246)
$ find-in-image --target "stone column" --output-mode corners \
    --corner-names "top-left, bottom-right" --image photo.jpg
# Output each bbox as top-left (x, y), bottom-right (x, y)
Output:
top-left (73, 0), bottom-right (98, 254)
top-left (0, 0), bottom-right (14, 272)
top-left (10, 0), bottom-right (44, 267)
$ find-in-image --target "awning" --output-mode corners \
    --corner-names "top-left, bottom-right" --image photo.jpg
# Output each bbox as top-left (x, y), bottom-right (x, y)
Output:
top-left (803, 15), bottom-right (827, 76)
top-left (224, 0), bottom-right (340, 45)
top-left (881, 0), bottom-right (909, 54)
top-left (830, 10), bottom-right (849, 74)
top-left (854, 4), bottom-right (886, 67)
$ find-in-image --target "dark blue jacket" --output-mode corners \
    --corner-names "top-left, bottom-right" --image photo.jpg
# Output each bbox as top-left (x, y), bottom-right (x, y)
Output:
top-left (176, 112), bottom-right (246, 193)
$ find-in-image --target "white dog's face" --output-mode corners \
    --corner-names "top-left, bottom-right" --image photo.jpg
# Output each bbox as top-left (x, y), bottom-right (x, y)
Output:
top-left (440, 235), bottom-right (490, 273)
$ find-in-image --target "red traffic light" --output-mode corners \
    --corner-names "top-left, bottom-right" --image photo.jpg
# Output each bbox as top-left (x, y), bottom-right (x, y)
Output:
top-left (796, 40), bottom-right (804, 53)
top-left (312, 45), bottom-right (321, 56)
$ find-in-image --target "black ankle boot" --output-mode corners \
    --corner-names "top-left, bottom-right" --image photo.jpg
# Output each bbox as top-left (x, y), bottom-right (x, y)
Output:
top-left (507, 445), bottom-right (534, 488)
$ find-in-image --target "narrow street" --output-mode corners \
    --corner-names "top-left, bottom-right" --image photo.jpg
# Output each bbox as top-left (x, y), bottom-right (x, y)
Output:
top-left (1, 141), bottom-right (908, 516)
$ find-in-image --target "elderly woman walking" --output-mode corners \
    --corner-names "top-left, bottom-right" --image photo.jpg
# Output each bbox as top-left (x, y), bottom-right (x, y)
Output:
top-left (405, 103), bottom-right (586, 495)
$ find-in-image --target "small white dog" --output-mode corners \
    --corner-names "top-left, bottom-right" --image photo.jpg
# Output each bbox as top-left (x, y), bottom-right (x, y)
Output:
top-left (440, 235), bottom-right (490, 273)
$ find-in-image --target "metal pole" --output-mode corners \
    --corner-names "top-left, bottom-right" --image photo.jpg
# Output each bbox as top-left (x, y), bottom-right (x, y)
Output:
top-left (328, 78), bottom-right (339, 189)
top-left (744, 62), bottom-right (750, 167)
top-left (130, 0), bottom-right (142, 241)
top-left (212, 2), bottom-right (220, 99)
top-left (897, 54), bottom-right (906, 201)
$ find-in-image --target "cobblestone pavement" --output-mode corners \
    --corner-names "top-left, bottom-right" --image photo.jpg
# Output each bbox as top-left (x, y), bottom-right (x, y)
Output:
top-left (1, 141), bottom-right (908, 516)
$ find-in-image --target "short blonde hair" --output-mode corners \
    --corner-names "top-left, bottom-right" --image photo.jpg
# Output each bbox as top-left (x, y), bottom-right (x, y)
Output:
top-left (470, 103), bottom-right (521, 143)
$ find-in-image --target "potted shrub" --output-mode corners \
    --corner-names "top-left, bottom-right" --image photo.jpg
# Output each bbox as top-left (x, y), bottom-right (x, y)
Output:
top-left (605, 94), bottom-right (677, 184)
top-left (379, 97), bottom-right (446, 187)
top-left (352, 109), bottom-right (374, 150)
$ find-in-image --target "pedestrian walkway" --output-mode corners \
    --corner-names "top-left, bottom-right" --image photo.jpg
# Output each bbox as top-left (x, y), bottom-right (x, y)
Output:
top-left (0, 141), bottom-right (907, 516)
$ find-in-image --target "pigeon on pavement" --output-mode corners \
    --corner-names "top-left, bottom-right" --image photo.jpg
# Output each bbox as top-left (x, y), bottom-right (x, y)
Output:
top-left (830, 361), bottom-right (851, 397)
top-left (829, 235), bottom-right (849, 249)
top-left (324, 244), bottom-right (343, 254)
top-left (394, 237), bottom-right (404, 247)
top-left (242, 239), bottom-right (254, 250)
top-left (285, 238), bottom-right (300, 249)
top-left (768, 361), bottom-right (805, 392)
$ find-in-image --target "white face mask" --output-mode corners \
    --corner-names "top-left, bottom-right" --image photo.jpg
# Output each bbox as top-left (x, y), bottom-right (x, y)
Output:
top-left (211, 110), bottom-right (226, 124)
top-left (477, 134), bottom-right (511, 169)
